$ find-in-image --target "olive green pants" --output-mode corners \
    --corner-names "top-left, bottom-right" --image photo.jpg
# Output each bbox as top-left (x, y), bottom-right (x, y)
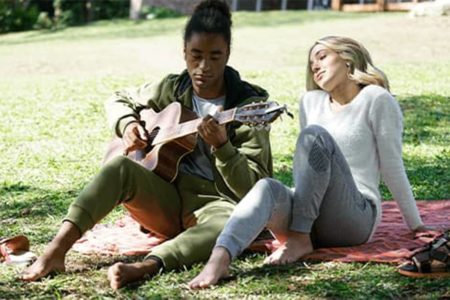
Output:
top-left (64, 156), bottom-right (235, 270)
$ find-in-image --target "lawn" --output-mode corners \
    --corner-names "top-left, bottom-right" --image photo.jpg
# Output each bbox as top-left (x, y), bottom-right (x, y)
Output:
top-left (0, 10), bottom-right (449, 299)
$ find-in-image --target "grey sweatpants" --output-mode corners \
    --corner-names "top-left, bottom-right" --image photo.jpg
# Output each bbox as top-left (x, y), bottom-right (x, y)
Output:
top-left (216, 125), bottom-right (377, 259)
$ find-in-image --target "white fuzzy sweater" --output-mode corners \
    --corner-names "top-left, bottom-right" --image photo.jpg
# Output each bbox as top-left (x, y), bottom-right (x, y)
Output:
top-left (300, 85), bottom-right (423, 238)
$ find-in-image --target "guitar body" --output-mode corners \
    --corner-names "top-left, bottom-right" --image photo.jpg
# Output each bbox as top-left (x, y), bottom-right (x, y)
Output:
top-left (103, 100), bottom-right (290, 182)
top-left (103, 102), bottom-right (198, 182)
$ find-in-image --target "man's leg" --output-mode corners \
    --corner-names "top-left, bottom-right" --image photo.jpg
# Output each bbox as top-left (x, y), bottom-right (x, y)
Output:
top-left (150, 199), bottom-right (235, 270)
top-left (108, 199), bottom-right (236, 289)
top-left (106, 173), bottom-right (235, 289)
top-left (21, 221), bottom-right (80, 281)
top-left (22, 156), bottom-right (182, 281)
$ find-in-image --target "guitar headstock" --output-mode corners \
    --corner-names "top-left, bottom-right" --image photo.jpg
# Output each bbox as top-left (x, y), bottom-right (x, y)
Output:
top-left (234, 101), bottom-right (293, 128)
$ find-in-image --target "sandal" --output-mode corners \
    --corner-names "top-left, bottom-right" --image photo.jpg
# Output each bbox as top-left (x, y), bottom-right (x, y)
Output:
top-left (398, 231), bottom-right (450, 278)
top-left (0, 235), bottom-right (36, 266)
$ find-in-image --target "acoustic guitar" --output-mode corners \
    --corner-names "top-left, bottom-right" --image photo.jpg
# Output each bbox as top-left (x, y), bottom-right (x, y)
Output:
top-left (104, 101), bottom-right (291, 182)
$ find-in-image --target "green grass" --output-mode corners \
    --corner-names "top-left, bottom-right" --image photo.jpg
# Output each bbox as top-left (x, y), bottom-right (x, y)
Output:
top-left (1, 11), bottom-right (449, 299)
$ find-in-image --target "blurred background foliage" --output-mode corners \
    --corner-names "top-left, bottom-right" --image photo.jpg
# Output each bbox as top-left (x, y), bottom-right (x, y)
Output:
top-left (0, 0), bottom-right (155, 33)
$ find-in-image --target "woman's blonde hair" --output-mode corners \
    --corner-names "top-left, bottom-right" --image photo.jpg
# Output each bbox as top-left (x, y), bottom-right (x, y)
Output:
top-left (306, 36), bottom-right (390, 91)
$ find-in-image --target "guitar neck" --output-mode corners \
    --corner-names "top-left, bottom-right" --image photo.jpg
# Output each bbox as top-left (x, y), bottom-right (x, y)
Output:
top-left (152, 108), bottom-right (237, 146)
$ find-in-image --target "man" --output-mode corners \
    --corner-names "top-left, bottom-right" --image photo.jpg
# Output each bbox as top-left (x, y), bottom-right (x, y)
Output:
top-left (23, 0), bottom-right (272, 289)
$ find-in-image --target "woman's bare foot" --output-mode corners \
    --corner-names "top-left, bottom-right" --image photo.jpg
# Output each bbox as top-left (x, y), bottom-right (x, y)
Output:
top-left (188, 247), bottom-right (231, 289)
top-left (107, 259), bottom-right (160, 290)
top-left (264, 231), bottom-right (313, 265)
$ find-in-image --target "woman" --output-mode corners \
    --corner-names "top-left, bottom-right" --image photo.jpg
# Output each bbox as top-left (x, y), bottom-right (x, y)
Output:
top-left (189, 36), bottom-right (429, 289)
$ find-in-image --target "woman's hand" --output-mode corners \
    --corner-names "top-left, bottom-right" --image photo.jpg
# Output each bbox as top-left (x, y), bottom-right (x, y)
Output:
top-left (123, 122), bottom-right (148, 154)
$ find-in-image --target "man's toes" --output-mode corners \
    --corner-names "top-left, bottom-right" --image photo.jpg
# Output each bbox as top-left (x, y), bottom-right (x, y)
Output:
top-left (110, 280), bottom-right (119, 290)
top-left (189, 278), bottom-right (204, 289)
top-left (109, 274), bottom-right (122, 290)
top-left (21, 272), bottom-right (35, 281)
top-left (21, 265), bottom-right (45, 281)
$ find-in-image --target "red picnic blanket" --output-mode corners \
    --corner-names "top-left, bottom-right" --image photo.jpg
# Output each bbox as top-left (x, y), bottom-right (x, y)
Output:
top-left (72, 200), bottom-right (450, 263)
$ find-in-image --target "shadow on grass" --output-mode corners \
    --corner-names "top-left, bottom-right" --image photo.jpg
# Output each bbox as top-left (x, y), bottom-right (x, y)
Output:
top-left (225, 257), bottom-right (450, 298)
top-left (399, 94), bottom-right (449, 146)
top-left (380, 149), bottom-right (450, 200)
top-left (67, 253), bottom-right (147, 274)
top-left (273, 154), bottom-right (294, 187)
top-left (0, 182), bottom-right (79, 220)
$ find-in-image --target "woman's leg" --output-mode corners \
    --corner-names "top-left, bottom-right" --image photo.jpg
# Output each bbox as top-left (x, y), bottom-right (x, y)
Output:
top-left (268, 125), bottom-right (376, 264)
top-left (293, 125), bottom-right (376, 246)
top-left (189, 178), bottom-right (293, 288)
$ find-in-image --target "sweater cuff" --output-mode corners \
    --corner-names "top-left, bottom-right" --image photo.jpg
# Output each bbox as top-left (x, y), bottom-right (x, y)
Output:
top-left (213, 140), bottom-right (237, 162)
top-left (117, 117), bottom-right (138, 138)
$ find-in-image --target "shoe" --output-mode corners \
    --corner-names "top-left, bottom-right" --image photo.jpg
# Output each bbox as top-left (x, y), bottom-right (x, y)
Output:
top-left (398, 231), bottom-right (450, 278)
top-left (0, 235), bottom-right (37, 266)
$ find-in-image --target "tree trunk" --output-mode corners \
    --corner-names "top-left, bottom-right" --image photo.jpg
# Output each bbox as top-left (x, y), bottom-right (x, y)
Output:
top-left (255, 0), bottom-right (262, 11)
top-left (130, 0), bottom-right (143, 20)
top-left (231, 0), bottom-right (239, 11)
top-left (86, 0), bottom-right (93, 22)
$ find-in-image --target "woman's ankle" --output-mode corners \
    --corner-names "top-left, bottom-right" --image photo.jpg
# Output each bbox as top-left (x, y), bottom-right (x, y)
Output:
top-left (210, 246), bottom-right (231, 265)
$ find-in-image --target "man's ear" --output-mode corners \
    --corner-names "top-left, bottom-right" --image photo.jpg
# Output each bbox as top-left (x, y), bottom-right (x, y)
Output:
top-left (183, 45), bottom-right (187, 61)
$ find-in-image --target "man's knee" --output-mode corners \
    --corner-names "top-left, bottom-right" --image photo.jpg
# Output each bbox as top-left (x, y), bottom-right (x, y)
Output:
top-left (197, 200), bottom-right (235, 232)
top-left (102, 156), bottom-right (137, 177)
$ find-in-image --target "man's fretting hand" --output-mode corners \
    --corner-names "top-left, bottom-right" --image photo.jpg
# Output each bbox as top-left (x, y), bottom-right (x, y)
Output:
top-left (198, 114), bottom-right (228, 150)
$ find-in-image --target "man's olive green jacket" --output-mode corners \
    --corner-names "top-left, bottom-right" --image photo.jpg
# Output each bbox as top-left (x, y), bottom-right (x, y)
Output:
top-left (105, 66), bottom-right (273, 202)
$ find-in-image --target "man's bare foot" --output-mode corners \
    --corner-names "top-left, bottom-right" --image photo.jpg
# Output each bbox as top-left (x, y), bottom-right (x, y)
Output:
top-left (264, 231), bottom-right (313, 265)
top-left (188, 247), bottom-right (231, 289)
top-left (21, 245), bottom-right (66, 281)
top-left (21, 221), bottom-right (80, 281)
top-left (107, 260), bottom-right (160, 290)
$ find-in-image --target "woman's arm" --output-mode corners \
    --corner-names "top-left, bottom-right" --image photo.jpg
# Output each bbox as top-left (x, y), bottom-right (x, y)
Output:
top-left (370, 92), bottom-right (424, 231)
